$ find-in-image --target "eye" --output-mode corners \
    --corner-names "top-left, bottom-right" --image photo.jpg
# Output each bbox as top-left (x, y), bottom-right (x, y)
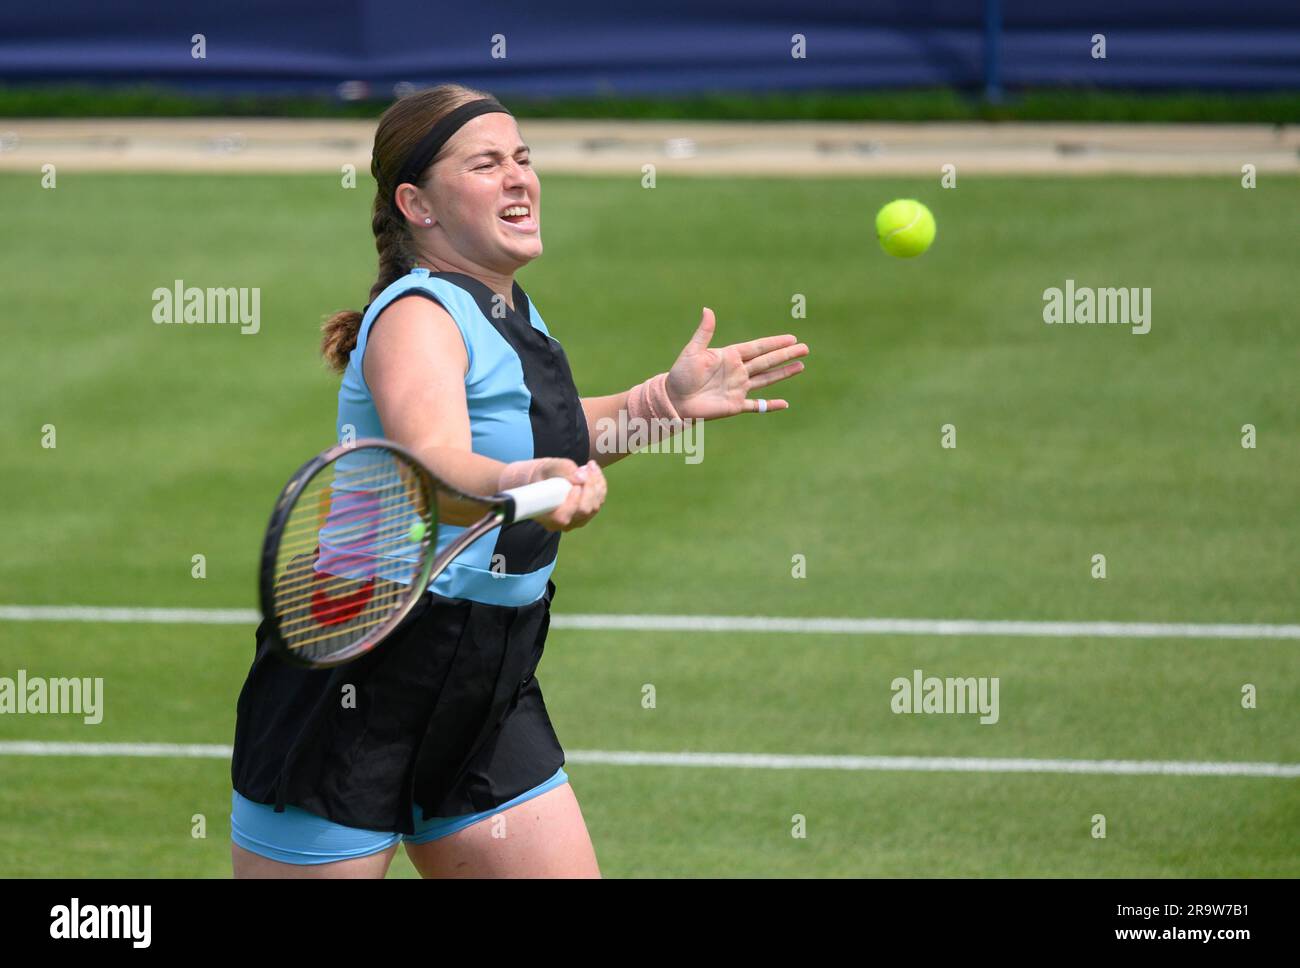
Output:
top-left (475, 162), bottom-right (494, 171)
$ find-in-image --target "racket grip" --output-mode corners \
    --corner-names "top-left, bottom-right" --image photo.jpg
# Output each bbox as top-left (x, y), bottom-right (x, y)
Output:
top-left (500, 476), bottom-right (573, 522)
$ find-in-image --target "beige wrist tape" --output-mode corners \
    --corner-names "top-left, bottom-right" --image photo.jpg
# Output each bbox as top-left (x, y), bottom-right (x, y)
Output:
top-left (626, 372), bottom-right (682, 426)
top-left (497, 457), bottom-right (549, 493)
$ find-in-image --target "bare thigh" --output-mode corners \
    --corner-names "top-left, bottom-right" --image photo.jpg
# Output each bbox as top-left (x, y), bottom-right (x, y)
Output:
top-left (404, 782), bottom-right (600, 879)
top-left (231, 842), bottom-right (399, 879)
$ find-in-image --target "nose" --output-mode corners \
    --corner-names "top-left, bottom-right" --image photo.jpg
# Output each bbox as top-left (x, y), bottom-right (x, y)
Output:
top-left (500, 156), bottom-right (530, 186)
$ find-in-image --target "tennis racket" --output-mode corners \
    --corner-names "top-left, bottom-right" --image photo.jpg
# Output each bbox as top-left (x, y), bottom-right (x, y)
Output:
top-left (258, 438), bottom-right (572, 669)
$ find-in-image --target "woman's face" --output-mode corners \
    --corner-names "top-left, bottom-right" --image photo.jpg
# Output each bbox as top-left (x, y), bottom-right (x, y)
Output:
top-left (425, 113), bottom-right (541, 272)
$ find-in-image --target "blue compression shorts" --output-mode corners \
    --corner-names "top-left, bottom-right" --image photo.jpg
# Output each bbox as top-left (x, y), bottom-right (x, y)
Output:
top-left (231, 767), bottom-right (568, 865)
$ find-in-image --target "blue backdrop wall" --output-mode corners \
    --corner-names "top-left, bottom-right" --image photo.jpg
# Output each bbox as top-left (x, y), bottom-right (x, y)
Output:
top-left (2, 1), bottom-right (1298, 95)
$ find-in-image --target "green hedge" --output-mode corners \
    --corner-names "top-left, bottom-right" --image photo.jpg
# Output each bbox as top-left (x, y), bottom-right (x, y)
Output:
top-left (1, 84), bottom-right (1297, 123)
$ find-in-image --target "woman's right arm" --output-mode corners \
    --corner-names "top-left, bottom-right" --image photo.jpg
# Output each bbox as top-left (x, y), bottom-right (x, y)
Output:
top-left (363, 297), bottom-right (605, 529)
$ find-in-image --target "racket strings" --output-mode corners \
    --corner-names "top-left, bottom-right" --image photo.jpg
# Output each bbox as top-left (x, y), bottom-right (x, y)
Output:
top-left (275, 579), bottom-right (407, 647)
top-left (275, 499), bottom-right (508, 613)
top-left (270, 451), bottom-right (436, 659)
top-left (272, 473), bottom-right (442, 552)
top-left (275, 514), bottom-right (427, 570)
top-left (273, 476), bottom-right (420, 546)
top-left (273, 563), bottom-right (409, 650)
top-left (272, 503), bottom-right (433, 601)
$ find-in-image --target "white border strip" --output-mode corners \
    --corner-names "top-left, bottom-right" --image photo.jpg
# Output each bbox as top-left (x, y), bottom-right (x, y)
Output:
top-left (1, 605), bottom-right (1297, 640)
top-left (0, 742), bottom-right (1294, 778)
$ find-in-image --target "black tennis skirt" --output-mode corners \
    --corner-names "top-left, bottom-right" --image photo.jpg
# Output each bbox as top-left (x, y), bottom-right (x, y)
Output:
top-left (230, 579), bottom-right (565, 835)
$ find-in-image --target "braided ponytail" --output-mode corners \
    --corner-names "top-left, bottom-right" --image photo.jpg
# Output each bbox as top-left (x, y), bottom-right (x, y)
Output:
top-left (319, 198), bottom-right (414, 372)
top-left (320, 82), bottom-right (493, 373)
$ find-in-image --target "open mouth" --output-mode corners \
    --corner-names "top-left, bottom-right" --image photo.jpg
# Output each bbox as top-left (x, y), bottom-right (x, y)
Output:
top-left (498, 204), bottom-right (537, 233)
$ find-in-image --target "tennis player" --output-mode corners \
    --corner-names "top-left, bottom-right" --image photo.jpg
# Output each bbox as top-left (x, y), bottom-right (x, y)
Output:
top-left (229, 84), bottom-right (809, 878)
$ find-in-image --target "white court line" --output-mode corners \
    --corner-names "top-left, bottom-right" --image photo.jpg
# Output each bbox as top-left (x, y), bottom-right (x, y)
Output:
top-left (554, 615), bottom-right (1300, 640)
top-left (1, 605), bottom-right (1298, 640)
top-left (0, 741), bottom-right (231, 759)
top-left (0, 742), bottom-right (1295, 778)
top-left (0, 606), bottom-right (257, 625)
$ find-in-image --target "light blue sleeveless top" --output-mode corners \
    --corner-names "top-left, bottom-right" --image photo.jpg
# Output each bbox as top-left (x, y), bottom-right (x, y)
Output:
top-left (335, 268), bottom-right (587, 606)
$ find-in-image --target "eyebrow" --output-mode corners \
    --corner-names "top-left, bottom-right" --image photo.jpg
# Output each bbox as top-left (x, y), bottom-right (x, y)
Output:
top-left (463, 145), bottom-right (530, 162)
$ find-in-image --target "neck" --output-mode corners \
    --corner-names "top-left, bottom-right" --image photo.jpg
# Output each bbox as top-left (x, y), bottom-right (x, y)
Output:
top-left (414, 255), bottom-right (515, 311)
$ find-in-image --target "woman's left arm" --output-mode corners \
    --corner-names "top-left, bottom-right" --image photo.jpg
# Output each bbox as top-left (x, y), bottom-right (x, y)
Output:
top-left (581, 391), bottom-right (632, 467)
top-left (580, 307), bottom-right (809, 467)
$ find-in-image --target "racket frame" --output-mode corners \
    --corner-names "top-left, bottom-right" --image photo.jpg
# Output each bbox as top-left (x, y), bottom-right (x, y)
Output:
top-left (259, 439), bottom-right (444, 669)
top-left (259, 437), bottom-right (568, 668)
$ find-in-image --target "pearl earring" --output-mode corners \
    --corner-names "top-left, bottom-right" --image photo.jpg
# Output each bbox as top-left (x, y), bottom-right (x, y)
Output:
top-left (424, 217), bottom-right (432, 224)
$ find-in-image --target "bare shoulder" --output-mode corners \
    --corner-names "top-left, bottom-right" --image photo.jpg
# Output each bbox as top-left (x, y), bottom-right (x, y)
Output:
top-left (365, 294), bottom-right (469, 384)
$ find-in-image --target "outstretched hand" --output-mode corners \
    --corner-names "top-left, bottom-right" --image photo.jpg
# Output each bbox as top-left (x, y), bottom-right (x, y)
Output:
top-left (664, 308), bottom-right (808, 420)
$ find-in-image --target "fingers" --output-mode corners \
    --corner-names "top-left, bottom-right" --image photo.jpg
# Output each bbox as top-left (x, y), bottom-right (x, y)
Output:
top-left (732, 332), bottom-right (798, 361)
top-left (542, 459), bottom-right (607, 531)
top-left (686, 307), bottom-right (716, 350)
top-left (747, 359), bottom-right (805, 390)
top-left (690, 310), bottom-right (805, 370)
top-left (550, 462), bottom-right (590, 524)
top-left (741, 398), bottom-right (788, 414)
top-left (744, 341), bottom-right (808, 378)
top-left (572, 460), bottom-right (607, 524)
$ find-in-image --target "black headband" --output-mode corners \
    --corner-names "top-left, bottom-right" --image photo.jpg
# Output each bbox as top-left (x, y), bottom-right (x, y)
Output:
top-left (392, 97), bottom-right (513, 201)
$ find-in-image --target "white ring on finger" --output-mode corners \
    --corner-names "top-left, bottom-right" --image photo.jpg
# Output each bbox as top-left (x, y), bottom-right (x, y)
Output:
top-left (757, 399), bottom-right (768, 413)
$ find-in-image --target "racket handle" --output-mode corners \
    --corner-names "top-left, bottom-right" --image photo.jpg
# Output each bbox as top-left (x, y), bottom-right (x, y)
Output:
top-left (499, 476), bottom-right (573, 523)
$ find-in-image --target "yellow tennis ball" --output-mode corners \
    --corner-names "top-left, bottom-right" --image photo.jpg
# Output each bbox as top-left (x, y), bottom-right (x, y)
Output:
top-left (408, 521), bottom-right (427, 543)
top-left (875, 199), bottom-right (936, 258)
